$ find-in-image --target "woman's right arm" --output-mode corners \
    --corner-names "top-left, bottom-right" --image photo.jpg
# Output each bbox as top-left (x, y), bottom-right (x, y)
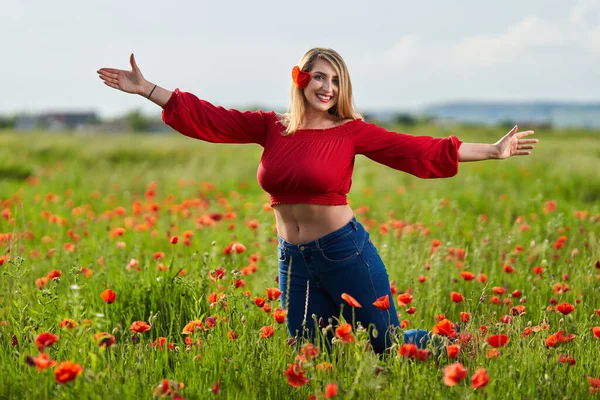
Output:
top-left (97, 54), bottom-right (267, 146)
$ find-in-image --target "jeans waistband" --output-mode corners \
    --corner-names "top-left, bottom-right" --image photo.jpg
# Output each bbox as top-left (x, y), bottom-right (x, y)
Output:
top-left (277, 216), bottom-right (359, 251)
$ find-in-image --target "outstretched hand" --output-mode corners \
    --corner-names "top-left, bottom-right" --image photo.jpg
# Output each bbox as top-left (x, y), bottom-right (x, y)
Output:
top-left (494, 125), bottom-right (538, 159)
top-left (97, 54), bottom-right (147, 95)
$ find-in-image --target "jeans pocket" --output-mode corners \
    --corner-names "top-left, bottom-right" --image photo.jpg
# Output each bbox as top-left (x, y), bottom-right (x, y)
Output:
top-left (320, 234), bottom-right (360, 263)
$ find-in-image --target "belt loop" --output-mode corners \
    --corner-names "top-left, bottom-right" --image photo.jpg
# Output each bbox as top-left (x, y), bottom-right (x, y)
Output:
top-left (351, 217), bottom-right (358, 230)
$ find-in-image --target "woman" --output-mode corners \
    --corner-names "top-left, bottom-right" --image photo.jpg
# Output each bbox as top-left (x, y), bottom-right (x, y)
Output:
top-left (97, 48), bottom-right (537, 354)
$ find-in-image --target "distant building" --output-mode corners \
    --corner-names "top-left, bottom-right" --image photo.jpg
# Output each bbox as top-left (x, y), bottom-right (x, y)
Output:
top-left (14, 112), bottom-right (98, 131)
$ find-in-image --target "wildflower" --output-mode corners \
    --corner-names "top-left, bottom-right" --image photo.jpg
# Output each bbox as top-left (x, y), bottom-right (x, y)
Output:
top-left (471, 368), bottom-right (490, 389)
top-left (460, 312), bottom-right (470, 323)
top-left (54, 361), bottom-right (83, 384)
top-left (152, 337), bottom-right (174, 350)
top-left (27, 353), bottom-right (57, 371)
top-left (397, 293), bottom-right (413, 306)
top-left (266, 287), bottom-right (282, 301)
top-left (101, 289), bottom-right (116, 304)
top-left (283, 363), bottom-right (309, 387)
top-left (316, 362), bottom-right (333, 372)
top-left (170, 235), bottom-right (179, 244)
top-left (446, 344), bottom-right (460, 359)
top-left (443, 362), bottom-right (468, 386)
top-left (341, 293), bottom-right (362, 308)
top-left (450, 292), bottom-right (464, 303)
top-left (556, 303), bottom-right (574, 315)
top-left (47, 269), bottom-right (62, 280)
top-left (432, 319), bottom-right (456, 338)
top-left (486, 334), bottom-right (509, 348)
top-left (228, 330), bottom-right (239, 341)
top-left (59, 319), bottom-right (77, 329)
top-left (130, 321), bottom-right (151, 333)
top-left (271, 308), bottom-right (287, 324)
top-left (254, 297), bottom-right (266, 307)
top-left (335, 323), bottom-right (354, 343)
top-left (558, 354), bottom-right (576, 365)
top-left (323, 383), bottom-right (338, 398)
top-left (260, 326), bottom-right (275, 338)
top-left (94, 332), bottom-right (116, 347)
top-left (460, 271), bottom-right (475, 281)
top-left (545, 330), bottom-right (576, 348)
top-left (591, 327), bottom-right (600, 339)
top-left (35, 332), bottom-right (59, 352)
top-left (492, 287), bottom-right (506, 295)
top-left (182, 320), bottom-right (204, 334)
top-left (297, 344), bottom-right (320, 362)
top-left (372, 295), bottom-right (390, 310)
top-left (399, 344), bottom-right (417, 359)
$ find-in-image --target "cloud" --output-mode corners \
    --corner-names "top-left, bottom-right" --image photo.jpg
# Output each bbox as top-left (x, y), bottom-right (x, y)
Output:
top-left (448, 16), bottom-right (569, 68)
top-left (569, 0), bottom-right (600, 26)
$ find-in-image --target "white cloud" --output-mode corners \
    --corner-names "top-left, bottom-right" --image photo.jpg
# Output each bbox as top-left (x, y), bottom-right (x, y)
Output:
top-left (569, 0), bottom-right (600, 26)
top-left (449, 16), bottom-right (568, 68)
top-left (381, 35), bottom-right (420, 67)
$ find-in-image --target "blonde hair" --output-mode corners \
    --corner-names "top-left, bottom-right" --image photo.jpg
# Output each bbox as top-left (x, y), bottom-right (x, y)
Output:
top-left (280, 48), bottom-right (362, 135)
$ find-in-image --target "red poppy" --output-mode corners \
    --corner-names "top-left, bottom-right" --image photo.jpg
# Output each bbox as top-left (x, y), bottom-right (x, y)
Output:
top-left (341, 293), bottom-right (362, 308)
top-left (54, 361), bottom-right (83, 384)
top-left (405, 306), bottom-right (416, 314)
top-left (271, 308), bottom-right (287, 324)
top-left (260, 325), bottom-right (275, 338)
top-left (101, 289), bottom-right (116, 304)
top-left (556, 303), bottom-right (575, 315)
top-left (460, 271), bottom-right (475, 281)
top-left (47, 269), bottom-right (62, 280)
top-left (228, 330), bottom-right (239, 341)
top-left (397, 293), bottom-right (413, 306)
top-left (35, 332), bottom-right (59, 352)
top-left (335, 323), bottom-right (354, 343)
top-left (254, 297), bottom-right (266, 307)
top-left (443, 362), bottom-right (468, 386)
top-left (446, 344), bottom-right (460, 359)
top-left (266, 288), bottom-right (282, 301)
top-left (373, 295), bottom-right (390, 310)
top-left (28, 353), bottom-right (57, 371)
top-left (291, 66), bottom-right (311, 89)
top-left (589, 377), bottom-right (600, 389)
top-left (592, 327), bottom-right (600, 339)
top-left (460, 312), bottom-right (470, 323)
top-left (130, 321), bottom-right (151, 333)
top-left (450, 292), bottom-right (464, 303)
top-left (492, 287), bottom-right (506, 294)
top-left (432, 319), bottom-right (456, 338)
top-left (283, 362), bottom-right (310, 387)
top-left (182, 320), bottom-right (203, 334)
top-left (486, 334), bottom-right (509, 348)
top-left (170, 235), bottom-right (179, 244)
top-left (399, 343), bottom-right (417, 359)
top-left (545, 330), bottom-right (576, 348)
top-left (323, 383), bottom-right (338, 398)
top-left (531, 266), bottom-right (544, 274)
top-left (94, 332), bottom-right (116, 347)
top-left (297, 343), bottom-right (320, 362)
top-left (558, 354), bottom-right (576, 365)
top-left (152, 337), bottom-right (174, 350)
top-left (59, 319), bottom-right (77, 329)
top-left (471, 368), bottom-right (490, 389)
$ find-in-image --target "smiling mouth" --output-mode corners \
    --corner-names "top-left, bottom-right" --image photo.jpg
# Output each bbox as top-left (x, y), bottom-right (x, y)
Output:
top-left (316, 94), bottom-right (332, 103)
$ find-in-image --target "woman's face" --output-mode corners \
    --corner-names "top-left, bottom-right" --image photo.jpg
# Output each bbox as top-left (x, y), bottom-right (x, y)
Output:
top-left (303, 58), bottom-right (339, 113)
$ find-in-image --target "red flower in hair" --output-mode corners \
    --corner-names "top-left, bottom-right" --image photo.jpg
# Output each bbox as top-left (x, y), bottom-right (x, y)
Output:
top-left (292, 66), bottom-right (311, 88)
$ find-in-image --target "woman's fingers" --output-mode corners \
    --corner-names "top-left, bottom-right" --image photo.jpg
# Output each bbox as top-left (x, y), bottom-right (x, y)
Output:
top-left (103, 81), bottom-right (120, 90)
top-left (97, 68), bottom-right (122, 74)
top-left (518, 139), bottom-right (538, 144)
top-left (130, 53), bottom-right (140, 71)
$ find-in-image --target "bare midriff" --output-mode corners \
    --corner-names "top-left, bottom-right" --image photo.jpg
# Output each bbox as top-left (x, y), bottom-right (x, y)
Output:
top-left (273, 204), bottom-right (354, 244)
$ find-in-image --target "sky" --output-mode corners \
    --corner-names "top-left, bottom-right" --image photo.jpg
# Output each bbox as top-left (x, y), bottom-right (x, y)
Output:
top-left (2, 0), bottom-right (599, 118)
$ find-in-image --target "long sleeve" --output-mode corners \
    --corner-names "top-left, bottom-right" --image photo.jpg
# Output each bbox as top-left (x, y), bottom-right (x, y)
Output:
top-left (353, 122), bottom-right (462, 178)
top-left (161, 89), bottom-right (267, 146)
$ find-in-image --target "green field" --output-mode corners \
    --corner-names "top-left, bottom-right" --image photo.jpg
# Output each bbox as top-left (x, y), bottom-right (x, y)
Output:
top-left (0, 124), bottom-right (599, 399)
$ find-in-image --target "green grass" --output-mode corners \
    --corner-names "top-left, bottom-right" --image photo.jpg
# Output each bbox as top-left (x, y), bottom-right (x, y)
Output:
top-left (0, 124), bottom-right (599, 399)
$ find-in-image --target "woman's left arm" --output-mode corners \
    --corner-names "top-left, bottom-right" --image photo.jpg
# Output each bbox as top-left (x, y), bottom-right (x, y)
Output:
top-left (458, 125), bottom-right (538, 162)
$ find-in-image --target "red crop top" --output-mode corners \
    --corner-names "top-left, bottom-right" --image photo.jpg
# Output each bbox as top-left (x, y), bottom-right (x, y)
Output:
top-left (162, 89), bottom-right (463, 206)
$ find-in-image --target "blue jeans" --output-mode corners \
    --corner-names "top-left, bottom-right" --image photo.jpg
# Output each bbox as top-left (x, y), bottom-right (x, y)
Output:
top-left (277, 216), bottom-right (400, 353)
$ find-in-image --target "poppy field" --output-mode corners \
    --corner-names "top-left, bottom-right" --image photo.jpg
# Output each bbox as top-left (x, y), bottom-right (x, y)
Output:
top-left (0, 125), bottom-right (599, 399)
